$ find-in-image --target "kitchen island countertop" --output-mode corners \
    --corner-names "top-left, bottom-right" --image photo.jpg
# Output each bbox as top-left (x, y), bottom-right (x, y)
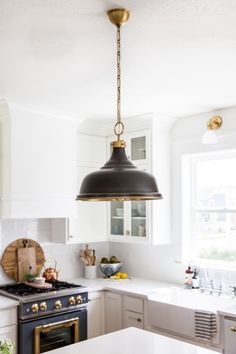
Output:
top-left (46, 327), bottom-right (217, 354)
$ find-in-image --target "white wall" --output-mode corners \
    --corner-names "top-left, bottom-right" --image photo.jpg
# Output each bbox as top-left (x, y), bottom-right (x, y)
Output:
top-left (0, 219), bottom-right (109, 284)
top-left (110, 106), bottom-right (236, 286)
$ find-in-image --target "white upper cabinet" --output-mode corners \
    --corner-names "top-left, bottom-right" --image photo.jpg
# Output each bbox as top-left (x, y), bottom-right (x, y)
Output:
top-left (0, 101), bottom-right (78, 218)
top-left (70, 133), bottom-right (107, 243)
top-left (51, 132), bottom-right (107, 244)
top-left (107, 129), bottom-right (151, 243)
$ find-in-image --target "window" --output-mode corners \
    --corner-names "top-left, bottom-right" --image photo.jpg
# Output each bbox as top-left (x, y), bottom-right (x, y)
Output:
top-left (182, 150), bottom-right (236, 267)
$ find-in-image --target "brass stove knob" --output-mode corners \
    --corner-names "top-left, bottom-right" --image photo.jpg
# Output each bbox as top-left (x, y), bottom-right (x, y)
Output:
top-left (31, 303), bottom-right (39, 313)
top-left (39, 302), bottom-right (47, 311)
top-left (55, 300), bottom-right (62, 309)
top-left (68, 296), bottom-right (76, 305)
top-left (76, 295), bottom-right (83, 304)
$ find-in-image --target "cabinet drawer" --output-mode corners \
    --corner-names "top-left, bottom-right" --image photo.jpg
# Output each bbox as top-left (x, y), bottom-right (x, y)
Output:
top-left (0, 308), bottom-right (17, 327)
top-left (124, 310), bottom-right (144, 329)
top-left (123, 296), bottom-right (143, 314)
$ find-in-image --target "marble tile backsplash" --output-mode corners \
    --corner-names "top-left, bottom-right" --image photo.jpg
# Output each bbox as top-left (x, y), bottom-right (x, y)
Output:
top-left (0, 219), bottom-right (109, 284)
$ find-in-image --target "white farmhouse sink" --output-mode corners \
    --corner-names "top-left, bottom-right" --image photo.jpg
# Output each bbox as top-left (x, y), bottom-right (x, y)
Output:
top-left (148, 288), bottom-right (234, 312)
top-left (148, 288), bottom-right (235, 343)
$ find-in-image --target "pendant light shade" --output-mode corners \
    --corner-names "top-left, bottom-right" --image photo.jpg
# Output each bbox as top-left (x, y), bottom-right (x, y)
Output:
top-left (77, 146), bottom-right (162, 201)
top-left (76, 9), bottom-right (162, 202)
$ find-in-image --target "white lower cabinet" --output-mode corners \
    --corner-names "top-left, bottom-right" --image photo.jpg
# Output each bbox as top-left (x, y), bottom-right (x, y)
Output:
top-left (104, 292), bottom-right (144, 333)
top-left (87, 292), bottom-right (105, 339)
top-left (105, 292), bottom-right (123, 333)
top-left (123, 295), bottom-right (144, 329)
top-left (0, 307), bottom-right (17, 352)
top-left (0, 325), bottom-right (16, 343)
top-left (224, 318), bottom-right (236, 354)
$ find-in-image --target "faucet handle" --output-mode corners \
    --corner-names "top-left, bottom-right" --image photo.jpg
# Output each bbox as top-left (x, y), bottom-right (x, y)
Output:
top-left (229, 286), bottom-right (236, 297)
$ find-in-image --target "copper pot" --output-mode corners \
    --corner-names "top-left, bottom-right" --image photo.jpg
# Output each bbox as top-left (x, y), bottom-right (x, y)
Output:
top-left (43, 259), bottom-right (59, 282)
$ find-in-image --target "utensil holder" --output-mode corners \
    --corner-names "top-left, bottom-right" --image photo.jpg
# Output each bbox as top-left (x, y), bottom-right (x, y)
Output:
top-left (85, 265), bottom-right (97, 280)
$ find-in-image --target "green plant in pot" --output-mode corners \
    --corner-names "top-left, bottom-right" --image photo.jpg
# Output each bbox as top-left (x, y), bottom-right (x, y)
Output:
top-left (0, 339), bottom-right (15, 354)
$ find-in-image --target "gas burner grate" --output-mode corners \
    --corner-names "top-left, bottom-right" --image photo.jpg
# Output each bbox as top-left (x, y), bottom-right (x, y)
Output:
top-left (0, 281), bottom-right (82, 297)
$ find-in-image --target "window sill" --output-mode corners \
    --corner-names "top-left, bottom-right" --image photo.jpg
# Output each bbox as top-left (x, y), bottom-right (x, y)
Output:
top-left (185, 258), bottom-right (236, 272)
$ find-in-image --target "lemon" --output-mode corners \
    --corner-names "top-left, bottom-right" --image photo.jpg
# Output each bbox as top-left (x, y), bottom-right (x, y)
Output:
top-left (116, 272), bottom-right (122, 276)
top-left (121, 273), bottom-right (128, 279)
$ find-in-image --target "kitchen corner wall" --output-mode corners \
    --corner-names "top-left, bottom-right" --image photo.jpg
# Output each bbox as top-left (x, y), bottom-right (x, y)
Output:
top-left (110, 106), bottom-right (236, 286)
top-left (0, 219), bottom-right (109, 284)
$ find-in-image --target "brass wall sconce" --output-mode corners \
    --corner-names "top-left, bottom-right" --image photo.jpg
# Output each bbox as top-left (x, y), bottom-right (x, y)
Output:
top-left (202, 115), bottom-right (223, 144)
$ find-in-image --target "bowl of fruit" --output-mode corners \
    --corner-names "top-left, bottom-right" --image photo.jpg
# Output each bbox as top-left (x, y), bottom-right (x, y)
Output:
top-left (100, 256), bottom-right (122, 278)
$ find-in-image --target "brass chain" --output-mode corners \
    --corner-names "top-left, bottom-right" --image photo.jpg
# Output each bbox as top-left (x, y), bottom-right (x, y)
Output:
top-left (114, 24), bottom-right (124, 141)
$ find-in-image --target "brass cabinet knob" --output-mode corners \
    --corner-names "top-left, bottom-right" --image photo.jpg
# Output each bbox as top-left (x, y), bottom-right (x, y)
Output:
top-left (231, 326), bottom-right (236, 332)
top-left (31, 303), bottom-right (39, 313)
top-left (55, 300), bottom-right (62, 309)
top-left (68, 296), bottom-right (76, 305)
top-left (39, 302), bottom-right (47, 311)
top-left (125, 230), bottom-right (130, 236)
top-left (76, 295), bottom-right (83, 304)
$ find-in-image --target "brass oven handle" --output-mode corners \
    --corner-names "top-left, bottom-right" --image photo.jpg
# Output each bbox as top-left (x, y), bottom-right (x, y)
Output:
top-left (39, 317), bottom-right (79, 331)
top-left (34, 317), bottom-right (79, 354)
top-left (231, 326), bottom-right (236, 332)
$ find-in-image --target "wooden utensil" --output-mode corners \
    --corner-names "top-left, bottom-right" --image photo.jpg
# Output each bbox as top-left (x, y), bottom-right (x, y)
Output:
top-left (17, 239), bottom-right (37, 282)
top-left (92, 250), bottom-right (96, 266)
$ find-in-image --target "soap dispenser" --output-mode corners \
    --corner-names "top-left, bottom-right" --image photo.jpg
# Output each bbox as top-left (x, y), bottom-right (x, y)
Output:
top-left (184, 265), bottom-right (193, 289)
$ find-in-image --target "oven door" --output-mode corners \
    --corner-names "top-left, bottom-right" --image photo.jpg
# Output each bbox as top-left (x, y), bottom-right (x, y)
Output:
top-left (19, 308), bottom-right (87, 354)
top-left (34, 317), bottom-right (79, 354)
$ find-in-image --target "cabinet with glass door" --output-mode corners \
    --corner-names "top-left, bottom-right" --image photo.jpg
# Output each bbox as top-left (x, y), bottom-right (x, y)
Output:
top-left (107, 130), bottom-right (151, 243)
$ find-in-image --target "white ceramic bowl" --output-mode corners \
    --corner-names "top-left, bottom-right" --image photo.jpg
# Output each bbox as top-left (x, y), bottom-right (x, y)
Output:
top-left (100, 263), bottom-right (122, 278)
top-left (34, 277), bottom-right (46, 284)
top-left (116, 208), bottom-right (124, 217)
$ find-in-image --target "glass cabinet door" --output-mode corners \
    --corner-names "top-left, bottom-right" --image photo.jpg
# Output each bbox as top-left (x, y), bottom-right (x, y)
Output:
top-left (110, 201), bottom-right (124, 236)
top-left (131, 200), bottom-right (146, 237)
top-left (131, 136), bottom-right (146, 162)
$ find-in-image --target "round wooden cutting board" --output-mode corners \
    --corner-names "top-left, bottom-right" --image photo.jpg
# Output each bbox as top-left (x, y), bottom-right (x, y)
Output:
top-left (1, 238), bottom-right (45, 281)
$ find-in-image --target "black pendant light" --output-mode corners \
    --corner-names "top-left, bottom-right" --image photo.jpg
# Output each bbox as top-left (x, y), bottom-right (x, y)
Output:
top-left (76, 8), bottom-right (162, 201)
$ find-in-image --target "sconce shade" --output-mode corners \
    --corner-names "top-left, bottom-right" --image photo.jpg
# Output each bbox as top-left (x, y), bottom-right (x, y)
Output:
top-left (76, 146), bottom-right (162, 201)
top-left (202, 129), bottom-right (218, 144)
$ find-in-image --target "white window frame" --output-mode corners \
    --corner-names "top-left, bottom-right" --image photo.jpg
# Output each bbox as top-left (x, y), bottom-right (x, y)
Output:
top-left (182, 149), bottom-right (236, 269)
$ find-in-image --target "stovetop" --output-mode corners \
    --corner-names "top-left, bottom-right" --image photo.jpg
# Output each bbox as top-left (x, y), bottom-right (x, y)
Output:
top-left (0, 281), bottom-right (81, 297)
top-left (0, 280), bottom-right (88, 303)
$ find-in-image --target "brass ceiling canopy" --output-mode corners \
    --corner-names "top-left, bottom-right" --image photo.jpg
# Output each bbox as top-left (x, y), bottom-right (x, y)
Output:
top-left (76, 8), bottom-right (162, 202)
top-left (207, 115), bottom-right (223, 130)
top-left (107, 8), bottom-right (130, 26)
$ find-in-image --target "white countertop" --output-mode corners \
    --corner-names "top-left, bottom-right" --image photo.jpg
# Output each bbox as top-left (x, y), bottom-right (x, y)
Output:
top-left (67, 277), bottom-right (236, 314)
top-left (46, 327), bottom-right (217, 354)
top-left (0, 295), bottom-right (19, 309)
top-left (67, 277), bottom-right (178, 297)
top-left (218, 305), bottom-right (236, 317)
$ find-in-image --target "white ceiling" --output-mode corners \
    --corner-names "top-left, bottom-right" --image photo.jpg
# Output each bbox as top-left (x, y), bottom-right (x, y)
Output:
top-left (1, 0), bottom-right (236, 121)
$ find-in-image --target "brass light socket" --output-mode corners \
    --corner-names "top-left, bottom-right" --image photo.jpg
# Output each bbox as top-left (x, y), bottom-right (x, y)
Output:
top-left (207, 115), bottom-right (223, 130)
top-left (107, 8), bottom-right (130, 26)
top-left (112, 140), bottom-right (126, 148)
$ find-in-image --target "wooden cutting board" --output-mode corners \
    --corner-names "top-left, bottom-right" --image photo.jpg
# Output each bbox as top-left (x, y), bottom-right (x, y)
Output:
top-left (1, 238), bottom-right (45, 281)
top-left (17, 240), bottom-right (37, 282)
